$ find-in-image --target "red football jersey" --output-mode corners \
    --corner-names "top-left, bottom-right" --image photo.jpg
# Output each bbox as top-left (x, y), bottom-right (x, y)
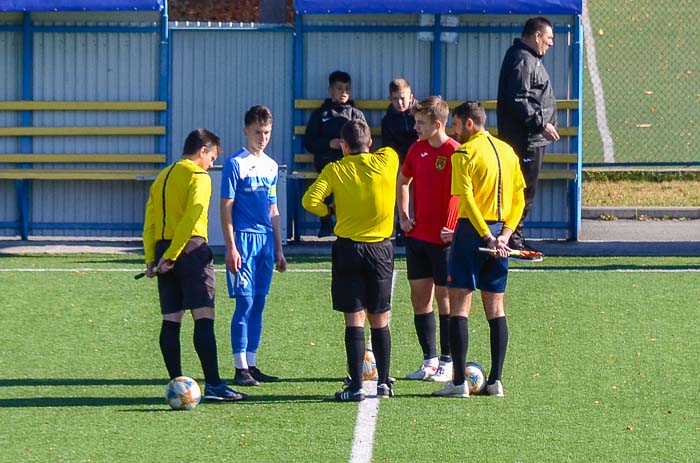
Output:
top-left (401, 137), bottom-right (460, 244)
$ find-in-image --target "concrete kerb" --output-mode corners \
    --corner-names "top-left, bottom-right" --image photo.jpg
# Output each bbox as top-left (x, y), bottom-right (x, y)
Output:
top-left (582, 206), bottom-right (700, 220)
top-left (1, 213), bottom-right (699, 257)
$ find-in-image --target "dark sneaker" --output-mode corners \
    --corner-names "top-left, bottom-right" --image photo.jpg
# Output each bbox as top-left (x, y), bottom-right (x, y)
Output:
top-left (233, 368), bottom-right (259, 387)
top-left (343, 375), bottom-right (396, 387)
top-left (203, 382), bottom-right (247, 401)
top-left (249, 366), bottom-right (279, 383)
top-left (510, 243), bottom-right (544, 262)
top-left (335, 387), bottom-right (365, 402)
top-left (376, 383), bottom-right (394, 399)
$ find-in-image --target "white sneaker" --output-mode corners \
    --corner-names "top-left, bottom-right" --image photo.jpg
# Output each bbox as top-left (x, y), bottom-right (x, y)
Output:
top-left (405, 362), bottom-right (438, 380)
top-left (428, 361), bottom-right (453, 382)
top-left (486, 380), bottom-right (504, 397)
top-left (432, 381), bottom-right (470, 398)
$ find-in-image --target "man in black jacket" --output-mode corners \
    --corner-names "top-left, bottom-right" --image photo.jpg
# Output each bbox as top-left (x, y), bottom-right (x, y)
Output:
top-left (304, 70), bottom-right (366, 237)
top-left (497, 16), bottom-right (560, 257)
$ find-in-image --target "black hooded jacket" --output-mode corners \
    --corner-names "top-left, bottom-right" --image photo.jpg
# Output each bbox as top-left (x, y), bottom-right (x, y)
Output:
top-left (303, 98), bottom-right (366, 172)
top-left (381, 101), bottom-right (417, 163)
top-left (497, 38), bottom-right (557, 151)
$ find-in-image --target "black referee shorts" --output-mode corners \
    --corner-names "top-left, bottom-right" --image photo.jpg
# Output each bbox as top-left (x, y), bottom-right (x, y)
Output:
top-left (405, 237), bottom-right (450, 286)
top-left (155, 237), bottom-right (216, 314)
top-left (331, 237), bottom-right (394, 314)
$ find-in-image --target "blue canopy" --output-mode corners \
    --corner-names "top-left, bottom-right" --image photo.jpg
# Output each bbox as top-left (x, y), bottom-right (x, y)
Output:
top-left (296, 0), bottom-right (582, 15)
top-left (0, 0), bottom-right (163, 11)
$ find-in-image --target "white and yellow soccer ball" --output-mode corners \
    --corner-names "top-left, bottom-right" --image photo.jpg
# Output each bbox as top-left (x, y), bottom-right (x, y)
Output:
top-left (465, 361), bottom-right (487, 395)
top-left (362, 349), bottom-right (378, 381)
top-left (165, 376), bottom-right (202, 410)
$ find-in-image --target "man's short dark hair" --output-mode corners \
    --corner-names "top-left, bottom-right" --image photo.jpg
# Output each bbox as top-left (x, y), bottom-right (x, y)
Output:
top-left (522, 16), bottom-right (553, 38)
top-left (244, 105), bottom-right (273, 127)
top-left (329, 70), bottom-right (351, 86)
top-left (340, 120), bottom-right (371, 153)
top-left (182, 128), bottom-right (221, 155)
top-left (452, 101), bottom-right (486, 127)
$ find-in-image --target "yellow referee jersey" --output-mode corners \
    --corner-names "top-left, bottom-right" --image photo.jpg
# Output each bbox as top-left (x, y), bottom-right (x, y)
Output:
top-left (451, 131), bottom-right (526, 238)
top-left (302, 147), bottom-right (399, 242)
top-left (143, 158), bottom-right (211, 263)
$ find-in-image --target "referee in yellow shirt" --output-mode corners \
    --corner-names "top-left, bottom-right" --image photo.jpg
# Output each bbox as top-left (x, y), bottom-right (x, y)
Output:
top-left (433, 102), bottom-right (526, 399)
top-left (302, 120), bottom-right (399, 402)
top-left (143, 128), bottom-right (245, 402)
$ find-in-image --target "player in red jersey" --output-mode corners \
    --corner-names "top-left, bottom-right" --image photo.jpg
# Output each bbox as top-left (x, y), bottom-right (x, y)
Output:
top-left (397, 96), bottom-right (460, 383)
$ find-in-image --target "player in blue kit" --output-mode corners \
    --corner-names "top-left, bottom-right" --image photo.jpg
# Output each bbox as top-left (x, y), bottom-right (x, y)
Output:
top-left (220, 105), bottom-right (287, 387)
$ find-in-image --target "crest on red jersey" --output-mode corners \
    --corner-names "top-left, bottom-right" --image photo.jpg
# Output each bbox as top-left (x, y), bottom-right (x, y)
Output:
top-left (435, 156), bottom-right (447, 170)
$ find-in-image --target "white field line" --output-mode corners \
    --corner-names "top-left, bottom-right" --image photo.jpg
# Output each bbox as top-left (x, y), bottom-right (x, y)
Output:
top-left (1, 268), bottom-right (699, 274)
top-left (582, 0), bottom-right (616, 163)
top-left (349, 389), bottom-right (379, 463)
top-left (348, 269), bottom-right (397, 463)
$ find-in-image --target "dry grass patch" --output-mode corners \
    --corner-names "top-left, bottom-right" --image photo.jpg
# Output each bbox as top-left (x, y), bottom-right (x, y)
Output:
top-left (582, 171), bottom-right (700, 207)
top-left (583, 179), bottom-right (700, 206)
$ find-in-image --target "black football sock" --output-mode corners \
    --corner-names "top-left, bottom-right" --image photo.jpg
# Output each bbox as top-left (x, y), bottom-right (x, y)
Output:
top-left (488, 316), bottom-right (509, 385)
top-left (370, 325), bottom-right (392, 385)
top-left (449, 316), bottom-right (469, 386)
top-left (439, 314), bottom-right (452, 362)
top-left (160, 320), bottom-right (182, 379)
top-left (414, 312), bottom-right (437, 360)
top-left (345, 326), bottom-right (365, 391)
top-left (193, 318), bottom-right (222, 386)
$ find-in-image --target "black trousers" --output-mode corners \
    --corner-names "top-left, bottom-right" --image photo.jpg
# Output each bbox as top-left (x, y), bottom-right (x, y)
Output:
top-left (511, 144), bottom-right (545, 247)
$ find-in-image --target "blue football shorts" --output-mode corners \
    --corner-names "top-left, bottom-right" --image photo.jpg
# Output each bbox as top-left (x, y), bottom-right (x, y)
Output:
top-left (447, 219), bottom-right (509, 293)
top-left (226, 231), bottom-right (274, 297)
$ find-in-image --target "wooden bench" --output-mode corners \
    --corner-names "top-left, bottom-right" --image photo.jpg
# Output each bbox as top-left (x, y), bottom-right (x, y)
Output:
top-left (292, 98), bottom-right (579, 181)
top-left (0, 154), bottom-right (165, 180)
top-left (0, 100), bottom-right (166, 180)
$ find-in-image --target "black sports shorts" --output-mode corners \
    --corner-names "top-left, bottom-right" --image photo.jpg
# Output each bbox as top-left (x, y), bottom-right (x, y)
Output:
top-left (155, 237), bottom-right (216, 314)
top-left (405, 237), bottom-right (450, 285)
top-left (331, 237), bottom-right (394, 314)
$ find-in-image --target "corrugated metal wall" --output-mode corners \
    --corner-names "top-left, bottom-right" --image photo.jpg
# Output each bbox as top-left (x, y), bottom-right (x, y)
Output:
top-left (0, 13), bottom-right (162, 237)
top-left (169, 27), bottom-right (293, 167)
top-left (0, 28), bottom-right (21, 235)
top-left (302, 31), bottom-right (432, 128)
top-left (29, 23), bottom-right (160, 236)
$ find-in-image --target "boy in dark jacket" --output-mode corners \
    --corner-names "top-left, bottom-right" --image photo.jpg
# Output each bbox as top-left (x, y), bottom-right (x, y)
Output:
top-left (381, 78), bottom-right (418, 245)
top-left (381, 78), bottom-right (418, 165)
top-left (304, 70), bottom-right (366, 237)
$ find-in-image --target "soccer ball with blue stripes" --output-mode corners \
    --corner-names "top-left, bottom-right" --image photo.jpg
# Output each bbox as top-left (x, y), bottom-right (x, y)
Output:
top-left (165, 376), bottom-right (202, 410)
top-left (465, 361), bottom-right (487, 395)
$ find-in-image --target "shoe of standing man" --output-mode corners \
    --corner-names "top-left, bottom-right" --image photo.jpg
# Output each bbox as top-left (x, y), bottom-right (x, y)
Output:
top-left (509, 242), bottom-right (544, 262)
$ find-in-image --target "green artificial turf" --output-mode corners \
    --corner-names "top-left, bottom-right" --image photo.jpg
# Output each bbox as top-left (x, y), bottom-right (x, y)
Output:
top-left (0, 255), bottom-right (698, 461)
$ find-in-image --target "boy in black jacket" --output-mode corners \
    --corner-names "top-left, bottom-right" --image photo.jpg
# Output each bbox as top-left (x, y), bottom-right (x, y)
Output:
top-left (381, 78), bottom-right (418, 245)
top-left (304, 70), bottom-right (366, 237)
top-left (381, 78), bottom-right (417, 165)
